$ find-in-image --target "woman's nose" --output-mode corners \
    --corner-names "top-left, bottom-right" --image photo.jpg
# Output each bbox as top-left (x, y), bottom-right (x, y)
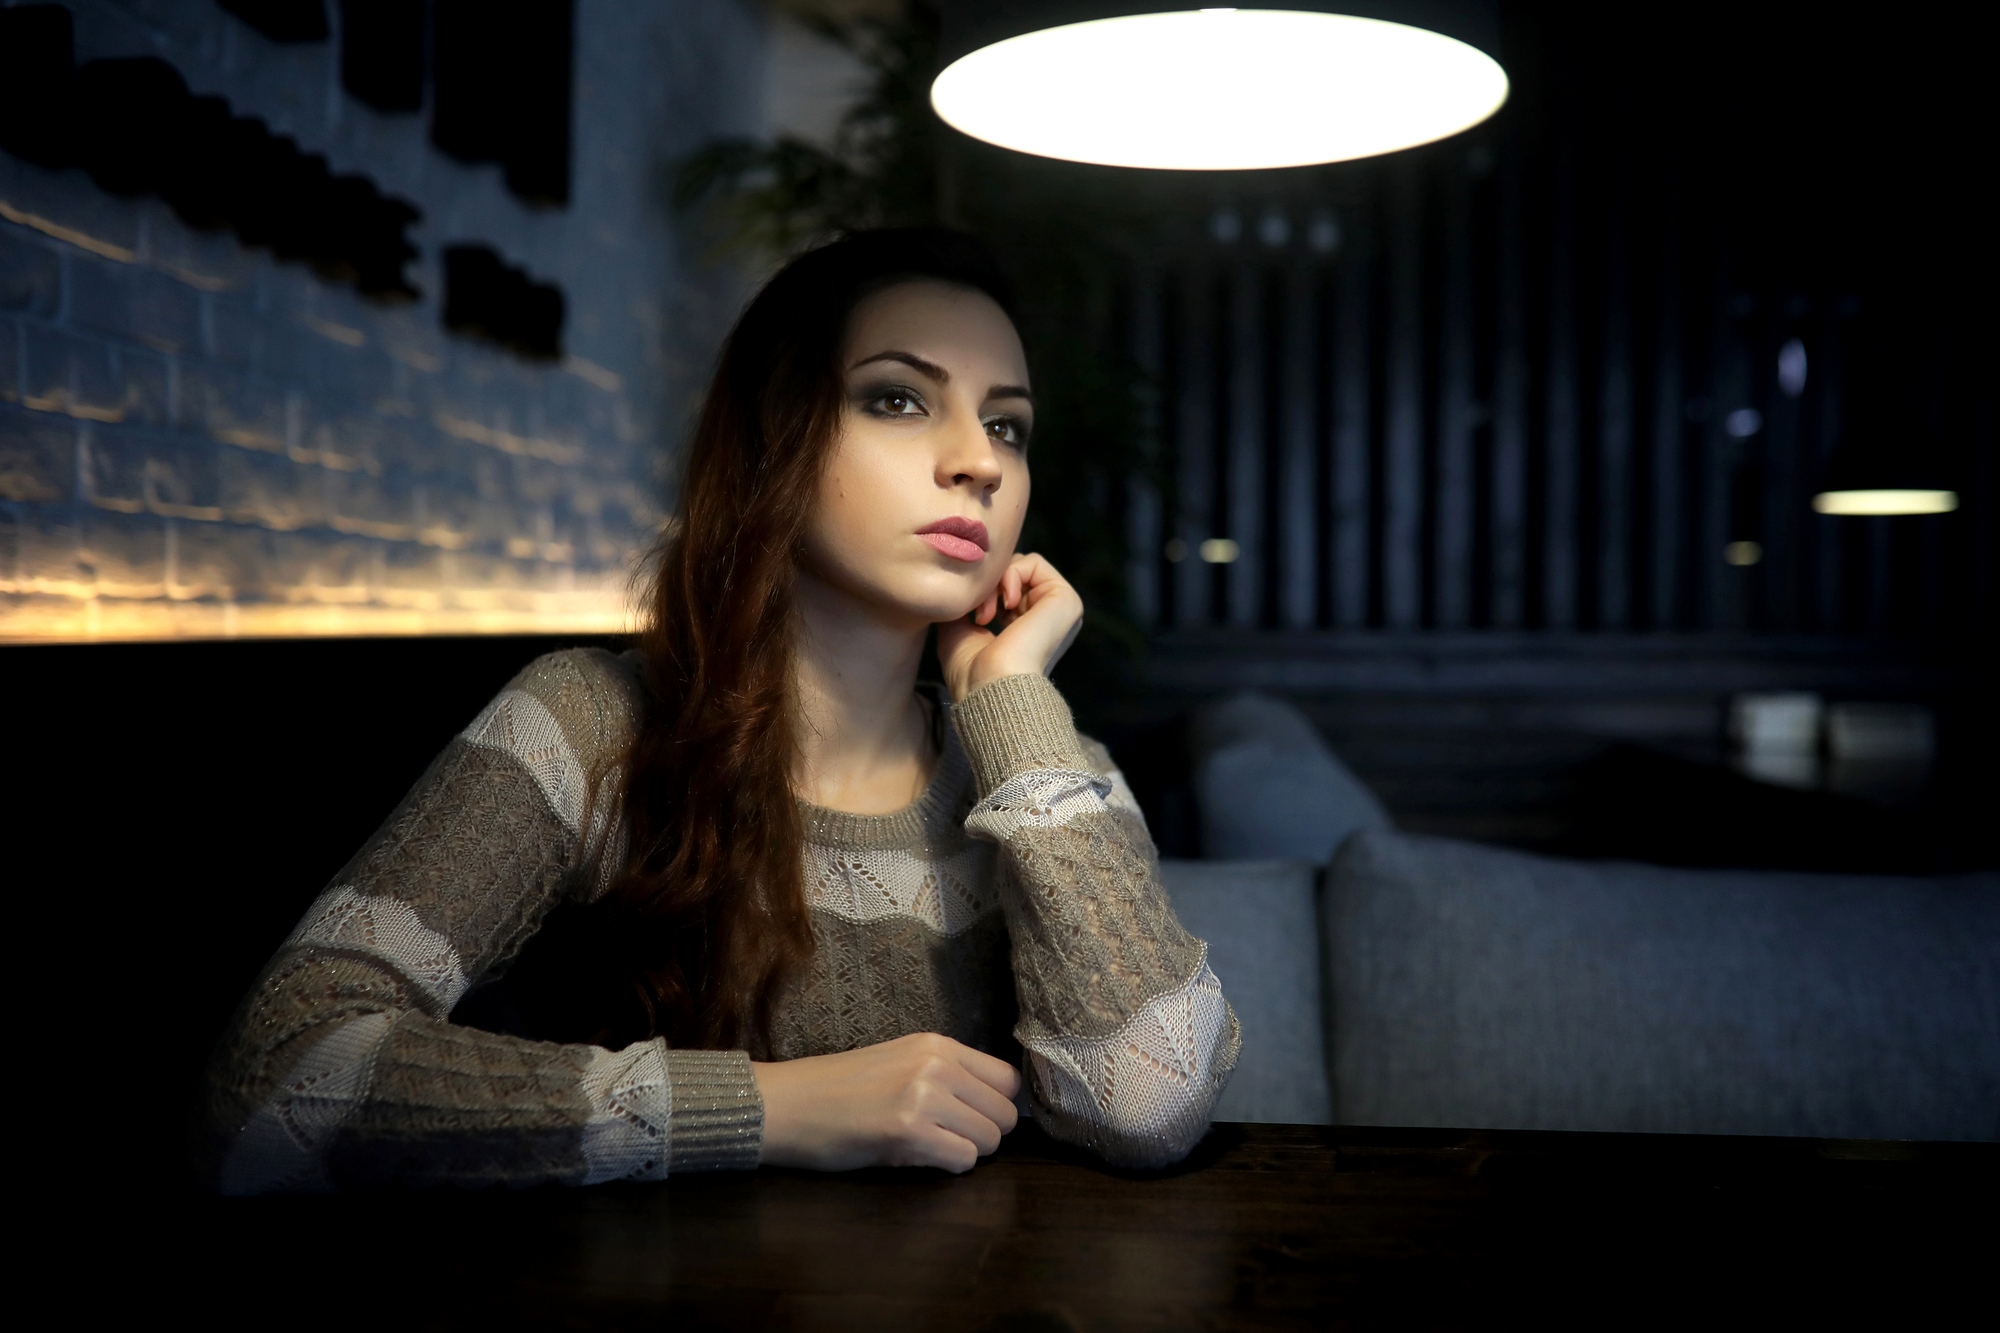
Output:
top-left (939, 412), bottom-right (1003, 494)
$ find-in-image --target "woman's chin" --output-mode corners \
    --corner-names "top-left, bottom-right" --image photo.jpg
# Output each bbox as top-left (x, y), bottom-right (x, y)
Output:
top-left (891, 572), bottom-right (997, 625)
top-left (849, 584), bottom-right (985, 630)
top-left (796, 558), bottom-right (990, 626)
top-left (918, 596), bottom-right (987, 626)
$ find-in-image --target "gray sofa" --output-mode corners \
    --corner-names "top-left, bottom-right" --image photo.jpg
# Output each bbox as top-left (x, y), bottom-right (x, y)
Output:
top-left (1161, 693), bottom-right (2000, 1142)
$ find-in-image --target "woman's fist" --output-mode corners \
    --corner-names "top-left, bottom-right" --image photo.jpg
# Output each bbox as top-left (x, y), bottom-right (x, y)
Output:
top-left (936, 551), bottom-right (1083, 702)
top-left (752, 1032), bottom-right (1023, 1173)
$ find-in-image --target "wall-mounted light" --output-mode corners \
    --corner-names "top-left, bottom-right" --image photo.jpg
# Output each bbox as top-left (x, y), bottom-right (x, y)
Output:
top-left (1198, 537), bottom-right (1241, 564)
top-left (1811, 490), bottom-right (1958, 517)
top-left (1723, 540), bottom-right (1763, 567)
top-left (1166, 536), bottom-right (1242, 563)
top-left (933, 4), bottom-right (1509, 171)
top-left (1811, 423), bottom-right (1959, 518)
top-left (1812, 336), bottom-right (1961, 519)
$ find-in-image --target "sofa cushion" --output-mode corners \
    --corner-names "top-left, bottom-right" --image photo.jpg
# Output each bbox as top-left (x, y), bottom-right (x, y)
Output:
top-left (1191, 691), bottom-right (1392, 863)
top-left (1161, 858), bottom-right (1330, 1125)
top-left (1325, 830), bottom-right (2000, 1141)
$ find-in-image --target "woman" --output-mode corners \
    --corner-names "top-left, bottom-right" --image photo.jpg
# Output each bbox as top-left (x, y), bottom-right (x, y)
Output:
top-left (205, 228), bottom-right (1238, 1192)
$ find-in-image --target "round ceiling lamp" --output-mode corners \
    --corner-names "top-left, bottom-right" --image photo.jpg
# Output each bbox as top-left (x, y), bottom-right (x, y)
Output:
top-left (932, 5), bottom-right (1510, 171)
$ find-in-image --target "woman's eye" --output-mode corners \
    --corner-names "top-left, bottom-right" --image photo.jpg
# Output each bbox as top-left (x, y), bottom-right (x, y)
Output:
top-left (985, 416), bottom-right (1028, 447)
top-left (867, 389), bottom-right (926, 418)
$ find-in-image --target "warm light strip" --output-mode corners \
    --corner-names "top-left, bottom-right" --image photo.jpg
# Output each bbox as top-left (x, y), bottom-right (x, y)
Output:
top-left (1, 594), bottom-right (641, 645)
top-left (1811, 490), bottom-right (1960, 517)
top-left (932, 9), bottom-right (1510, 171)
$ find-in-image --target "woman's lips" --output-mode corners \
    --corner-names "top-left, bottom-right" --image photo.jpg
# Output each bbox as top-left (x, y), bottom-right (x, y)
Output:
top-left (916, 517), bottom-right (989, 563)
top-left (920, 532), bottom-right (985, 561)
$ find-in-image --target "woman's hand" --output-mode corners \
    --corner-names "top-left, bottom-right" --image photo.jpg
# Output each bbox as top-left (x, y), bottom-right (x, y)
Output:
top-left (937, 552), bottom-right (1084, 703)
top-left (752, 1032), bottom-right (1023, 1173)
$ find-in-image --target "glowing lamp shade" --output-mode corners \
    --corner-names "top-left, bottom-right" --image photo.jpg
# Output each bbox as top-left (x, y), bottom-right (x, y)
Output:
top-left (931, 9), bottom-right (1510, 171)
top-left (1812, 489), bottom-right (1960, 517)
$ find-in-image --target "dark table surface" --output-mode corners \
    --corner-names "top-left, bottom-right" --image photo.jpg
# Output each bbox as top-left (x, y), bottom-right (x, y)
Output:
top-left (74, 1121), bottom-right (1994, 1330)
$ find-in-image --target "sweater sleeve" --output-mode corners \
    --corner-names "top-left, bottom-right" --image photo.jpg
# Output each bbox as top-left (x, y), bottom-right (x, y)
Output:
top-left (952, 673), bottom-right (1241, 1168)
top-left (201, 649), bottom-right (763, 1193)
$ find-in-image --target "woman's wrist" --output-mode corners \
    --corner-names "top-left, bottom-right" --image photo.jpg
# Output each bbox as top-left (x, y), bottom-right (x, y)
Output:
top-left (750, 1059), bottom-right (800, 1168)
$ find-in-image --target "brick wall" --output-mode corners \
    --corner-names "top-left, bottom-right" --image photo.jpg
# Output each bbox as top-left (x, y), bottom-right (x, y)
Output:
top-left (1, 0), bottom-right (767, 640)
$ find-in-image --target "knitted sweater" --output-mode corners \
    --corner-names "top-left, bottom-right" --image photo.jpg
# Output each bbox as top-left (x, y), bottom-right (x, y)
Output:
top-left (204, 649), bottom-right (1239, 1191)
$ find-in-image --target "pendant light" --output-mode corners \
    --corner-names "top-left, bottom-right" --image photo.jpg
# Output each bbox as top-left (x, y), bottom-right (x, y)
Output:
top-left (932, 3), bottom-right (1509, 171)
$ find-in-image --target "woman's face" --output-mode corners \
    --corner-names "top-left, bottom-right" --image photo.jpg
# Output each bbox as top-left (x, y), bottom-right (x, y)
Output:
top-left (802, 279), bottom-right (1034, 626)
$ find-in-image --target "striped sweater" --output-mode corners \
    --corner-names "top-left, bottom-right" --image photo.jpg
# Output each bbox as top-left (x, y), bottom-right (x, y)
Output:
top-left (204, 649), bottom-right (1239, 1190)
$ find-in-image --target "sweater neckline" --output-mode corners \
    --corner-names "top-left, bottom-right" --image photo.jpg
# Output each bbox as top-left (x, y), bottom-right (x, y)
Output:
top-left (804, 688), bottom-right (976, 844)
top-left (797, 693), bottom-right (971, 850)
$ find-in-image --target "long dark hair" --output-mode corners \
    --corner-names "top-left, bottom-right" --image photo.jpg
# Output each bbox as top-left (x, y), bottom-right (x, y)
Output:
top-left (493, 228), bottom-right (1017, 1054)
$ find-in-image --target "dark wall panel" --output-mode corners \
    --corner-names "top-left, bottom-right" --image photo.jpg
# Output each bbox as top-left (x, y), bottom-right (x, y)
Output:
top-left (1122, 4), bottom-right (1995, 645)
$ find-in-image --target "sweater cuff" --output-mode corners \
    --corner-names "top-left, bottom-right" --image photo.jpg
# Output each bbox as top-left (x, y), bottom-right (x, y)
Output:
top-left (952, 672), bottom-right (1090, 797)
top-left (663, 1049), bottom-right (763, 1173)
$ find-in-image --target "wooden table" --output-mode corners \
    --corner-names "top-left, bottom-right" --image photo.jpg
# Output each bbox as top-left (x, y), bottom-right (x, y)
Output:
top-left (120, 1123), bottom-right (1993, 1329)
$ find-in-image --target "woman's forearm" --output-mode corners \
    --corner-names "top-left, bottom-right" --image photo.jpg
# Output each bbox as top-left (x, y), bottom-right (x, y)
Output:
top-left (952, 672), bottom-right (1241, 1168)
top-left (200, 649), bottom-right (769, 1192)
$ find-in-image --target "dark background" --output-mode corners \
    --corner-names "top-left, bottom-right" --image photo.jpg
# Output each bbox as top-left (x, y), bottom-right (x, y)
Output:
top-left (11, 636), bottom-right (588, 1193)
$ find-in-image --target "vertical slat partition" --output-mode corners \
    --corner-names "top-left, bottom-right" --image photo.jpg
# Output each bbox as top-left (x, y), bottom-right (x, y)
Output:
top-left (1113, 102), bottom-right (1986, 645)
top-left (1382, 160), bottom-right (1426, 630)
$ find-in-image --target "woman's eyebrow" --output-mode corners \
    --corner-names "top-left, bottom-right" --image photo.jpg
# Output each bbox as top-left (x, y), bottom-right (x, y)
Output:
top-left (848, 351), bottom-right (1032, 404)
top-left (848, 350), bottom-right (949, 382)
